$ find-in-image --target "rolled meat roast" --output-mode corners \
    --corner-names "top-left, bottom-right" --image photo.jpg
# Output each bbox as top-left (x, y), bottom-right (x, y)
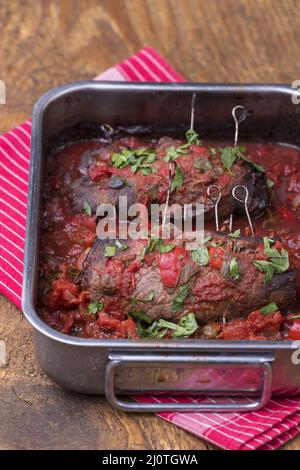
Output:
top-left (81, 234), bottom-right (296, 324)
top-left (71, 135), bottom-right (269, 221)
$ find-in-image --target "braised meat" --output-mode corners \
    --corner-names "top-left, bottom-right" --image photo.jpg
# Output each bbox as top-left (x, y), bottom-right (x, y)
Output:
top-left (80, 235), bottom-right (296, 324)
top-left (71, 136), bottom-right (269, 219)
top-left (38, 138), bottom-right (300, 340)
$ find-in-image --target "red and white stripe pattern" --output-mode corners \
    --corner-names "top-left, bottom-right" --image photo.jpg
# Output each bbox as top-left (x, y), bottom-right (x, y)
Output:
top-left (0, 119), bottom-right (31, 306)
top-left (0, 47), bottom-right (300, 451)
top-left (135, 395), bottom-right (300, 450)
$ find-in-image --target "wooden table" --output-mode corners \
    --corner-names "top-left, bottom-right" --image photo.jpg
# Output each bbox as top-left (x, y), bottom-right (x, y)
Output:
top-left (1, 0), bottom-right (300, 450)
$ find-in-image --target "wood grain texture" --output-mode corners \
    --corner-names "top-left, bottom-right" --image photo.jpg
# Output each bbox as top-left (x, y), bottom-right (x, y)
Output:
top-left (1, 0), bottom-right (300, 450)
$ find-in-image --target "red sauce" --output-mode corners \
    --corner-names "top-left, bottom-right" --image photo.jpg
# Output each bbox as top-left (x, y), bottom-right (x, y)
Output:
top-left (39, 139), bottom-right (300, 339)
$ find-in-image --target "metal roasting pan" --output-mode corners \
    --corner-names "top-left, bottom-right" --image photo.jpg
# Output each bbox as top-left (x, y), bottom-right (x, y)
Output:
top-left (22, 81), bottom-right (300, 412)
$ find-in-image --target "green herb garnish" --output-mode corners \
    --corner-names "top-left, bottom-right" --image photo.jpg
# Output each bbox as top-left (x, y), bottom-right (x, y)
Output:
top-left (83, 201), bottom-right (92, 216)
top-left (111, 148), bottom-right (156, 175)
top-left (260, 302), bottom-right (278, 316)
top-left (221, 256), bottom-right (240, 280)
top-left (191, 236), bottom-right (211, 266)
top-left (88, 301), bottom-right (103, 315)
top-left (144, 290), bottom-right (155, 302)
top-left (105, 245), bottom-right (117, 257)
top-left (173, 312), bottom-right (198, 337)
top-left (171, 166), bottom-right (184, 192)
top-left (115, 240), bottom-right (129, 251)
top-left (129, 310), bottom-right (153, 324)
top-left (137, 321), bottom-right (168, 338)
top-left (158, 243), bottom-right (175, 253)
top-left (239, 154), bottom-right (265, 172)
top-left (289, 314), bottom-right (300, 320)
top-left (137, 312), bottom-right (198, 338)
top-left (172, 284), bottom-right (189, 313)
top-left (140, 236), bottom-right (160, 261)
top-left (220, 146), bottom-right (264, 173)
top-left (192, 245), bottom-right (210, 266)
top-left (164, 129), bottom-right (202, 163)
top-left (185, 129), bottom-right (202, 145)
top-left (229, 257), bottom-right (240, 279)
top-left (228, 229), bottom-right (241, 238)
top-left (267, 178), bottom-right (275, 188)
top-left (253, 237), bottom-right (289, 283)
top-left (140, 247), bottom-right (147, 262)
top-left (220, 146), bottom-right (242, 171)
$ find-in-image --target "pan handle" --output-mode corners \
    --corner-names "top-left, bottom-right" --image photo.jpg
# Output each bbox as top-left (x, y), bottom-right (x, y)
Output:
top-left (104, 352), bottom-right (274, 412)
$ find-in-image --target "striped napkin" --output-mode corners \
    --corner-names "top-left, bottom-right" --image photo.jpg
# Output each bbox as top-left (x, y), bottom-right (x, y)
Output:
top-left (1, 47), bottom-right (300, 450)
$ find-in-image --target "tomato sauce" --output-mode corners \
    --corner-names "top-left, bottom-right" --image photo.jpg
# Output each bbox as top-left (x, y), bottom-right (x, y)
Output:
top-left (38, 138), bottom-right (300, 340)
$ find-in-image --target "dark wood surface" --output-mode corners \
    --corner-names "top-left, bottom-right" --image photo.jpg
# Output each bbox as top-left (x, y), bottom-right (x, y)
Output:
top-left (1, 0), bottom-right (300, 450)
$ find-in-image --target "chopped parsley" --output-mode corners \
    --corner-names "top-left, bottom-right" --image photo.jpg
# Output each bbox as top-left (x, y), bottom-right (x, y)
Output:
top-left (171, 166), bottom-right (184, 192)
top-left (220, 146), bottom-right (264, 172)
top-left (129, 310), bottom-right (153, 324)
top-left (228, 229), bottom-right (241, 238)
top-left (158, 243), bottom-right (175, 253)
top-left (221, 146), bottom-right (241, 171)
top-left (88, 301), bottom-right (104, 315)
top-left (172, 284), bottom-right (189, 313)
top-left (129, 309), bottom-right (153, 324)
top-left (289, 314), bottom-right (300, 320)
top-left (115, 240), bottom-right (129, 251)
top-left (144, 290), bottom-right (155, 302)
top-left (229, 257), bottom-right (240, 279)
top-left (260, 302), bottom-right (278, 316)
top-left (138, 312), bottom-right (198, 339)
top-left (191, 235), bottom-right (212, 266)
top-left (140, 236), bottom-right (160, 261)
top-left (192, 245), bottom-right (210, 266)
top-left (140, 237), bottom-right (176, 260)
top-left (164, 147), bottom-right (186, 163)
top-left (253, 237), bottom-right (289, 283)
top-left (239, 154), bottom-right (265, 172)
top-left (164, 129), bottom-right (202, 163)
top-left (111, 148), bottom-right (156, 175)
top-left (83, 201), bottom-right (92, 216)
top-left (105, 245), bottom-right (117, 257)
top-left (221, 256), bottom-right (240, 280)
top-left (186, 129), bottom-right (202, 145)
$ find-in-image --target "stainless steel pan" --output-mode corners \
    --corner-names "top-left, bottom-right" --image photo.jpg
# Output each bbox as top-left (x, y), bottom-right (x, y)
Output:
top-left (22, 82), bottom-right (300, 412)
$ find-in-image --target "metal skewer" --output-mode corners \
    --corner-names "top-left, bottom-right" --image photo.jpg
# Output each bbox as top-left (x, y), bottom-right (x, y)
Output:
top-left (162, 161), bottom-right (176, 226)
top-left (190, 93), bottom-right (196, 131)
top-left (207, 185), bottom-right (222, 232)
top-left (232, 105), bottom-right (247, 147)
top-left (231, 185), bottom-right (255, 236)
top-left (229, 105), bottom-right (248, 229)
top-left (163, 93), bottom-right (197, 227)
top-left (100, 123), bottom-right (114, 143)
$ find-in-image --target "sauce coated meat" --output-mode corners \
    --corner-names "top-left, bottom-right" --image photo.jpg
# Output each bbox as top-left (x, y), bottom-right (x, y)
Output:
top-left (38, 134), bottom-right (300, 340)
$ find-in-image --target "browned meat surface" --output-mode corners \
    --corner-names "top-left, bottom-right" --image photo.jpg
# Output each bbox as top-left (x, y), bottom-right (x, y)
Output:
top-left (80, 235), bottom-right (296, 323)
top-left (70, 136), bottom-right (269, 219)
top-left (39, 138), bottom-right (300, 340)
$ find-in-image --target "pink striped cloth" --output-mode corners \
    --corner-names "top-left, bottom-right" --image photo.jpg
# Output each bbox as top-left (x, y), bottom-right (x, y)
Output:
top-left (1, 47), bottom-right (300, 450)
